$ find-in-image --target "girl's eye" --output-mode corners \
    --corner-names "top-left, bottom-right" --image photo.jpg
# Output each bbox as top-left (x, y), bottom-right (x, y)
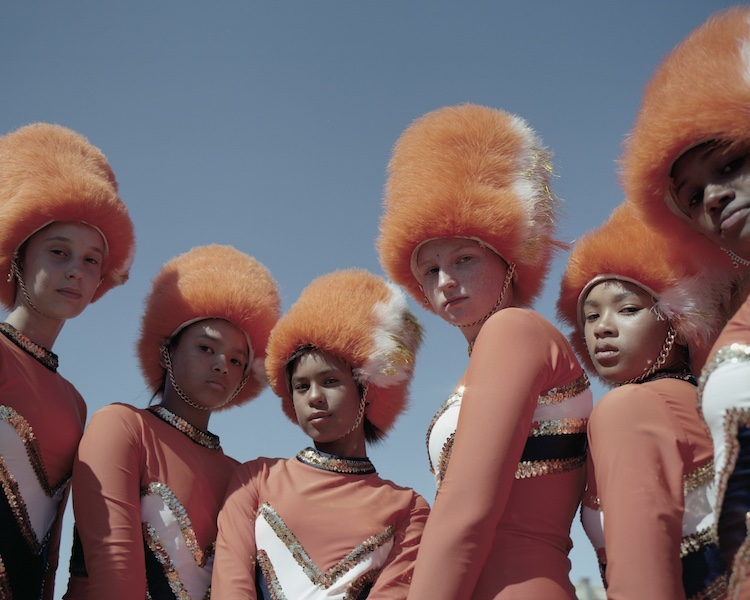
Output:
top-left (620, 306), bottom-right (641, 315)
top-left (688, 189), bottom-right (704, 209)
top-left (294, 383), bottom-right (309, 392)
top-left (584, 313), bottom-right (598, 322)
top-left (721, 156), bottom-right (745, 175)
top-left (324, 377), bottom-right (339, 385)
top-left (423, 266), bottom-right (439, 277)
top-left (85, 256), bottom-right (100, 265)
top-left (199, 345), bottom-right (213, 353)
top-left (230, 357), bottom-right (243, 367)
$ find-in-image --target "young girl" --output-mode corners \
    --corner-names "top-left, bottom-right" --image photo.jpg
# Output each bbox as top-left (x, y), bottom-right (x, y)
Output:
top-left (211, 269), bottom-right (429, 599)
top-left (621, 7), bottom-right (750, 595)
top-left (67, 244), bottom-right (280, 599)
top-left (557, 203), bottom-right (728, 599)
top-left (377, 104), bottom-right (592, 599)
top-left (0, 123), bottom-right (135, 599)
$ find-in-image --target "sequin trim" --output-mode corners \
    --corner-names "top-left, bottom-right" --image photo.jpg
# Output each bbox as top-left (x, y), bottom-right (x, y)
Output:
top-left (142, 482), bottom-right (212, 567)
top-left (681, 527), bottom-right (714, 558)
top-left (691, 572), bottom-right (728, 600)
top-left (148, 406), bottom-right (220, 450)
top-left (582, 490), bottom-right (600, 511)
top-left (529, 418), bottom-right (587, 437)
top-left (696, 343), bottom-right (750, 418)
top-left (434, 433), bottom-right (455, 486)
top-left (142, 522), bottom-right (194, 600)
top-left (0, 322), bottom-right (58, 372)
top-left (538, 373), bottom-right (589, 405)
top-left (296, 447), bottom-right (375, 475)
top-left (515, 455), bottom-right (586, 479)
top-left (425, 387), bottom-right (463, 474)
top-left (0, 557), bottom-right (10, 599)
top-left (258, 503), bottom-right (394, 590)
top-left (684, 460), bottom-right (714, 496)
top-left (728, 511), bottom-right (750, 599)
top-left (0, 406), bottom-right (67, 495)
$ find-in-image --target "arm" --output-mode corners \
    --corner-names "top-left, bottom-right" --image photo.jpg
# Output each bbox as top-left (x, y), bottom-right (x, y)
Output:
top-left (41, 484), bottom-right (70, 600)
top-left (408, 309), bottom-right (555, 599)
top-left (72, 405), bottom-right (146, 599)
top-left (589, 386), bottom-right (686, 600)
top-left (211, 465), bottom-right (260, 599)
top-left (368, 493), bottom-right (430, 599)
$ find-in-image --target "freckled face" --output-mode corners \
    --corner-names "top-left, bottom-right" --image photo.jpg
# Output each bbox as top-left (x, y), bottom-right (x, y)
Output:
top-left (18, 221), bottom-right (105, 319)
top-left (670, 142), bottom-right (750, 259)
top-left (290, 350), bottom-right (364, 456)
top-left (414, 238), bottom-right (511, 326)
top-left (582, 280), bottom-right (677, 384)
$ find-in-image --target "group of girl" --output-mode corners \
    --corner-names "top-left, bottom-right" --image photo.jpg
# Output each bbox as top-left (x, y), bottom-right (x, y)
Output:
top-left (1, 5), bottom-right (748, 599)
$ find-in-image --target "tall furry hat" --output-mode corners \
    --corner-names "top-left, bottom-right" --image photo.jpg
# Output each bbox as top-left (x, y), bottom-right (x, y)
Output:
top-left (265, 269), bottom-right (423, 440)
top-left (138, 245), bottom-right (281, 410)
top-left (378, 103), bottom-right (563, 309)
top-left (557, 203), bottom-right (729, 378)
top-left (0, 123), bottom-right (135, 310)
top-left (621, 6), bottom-right (750, 274)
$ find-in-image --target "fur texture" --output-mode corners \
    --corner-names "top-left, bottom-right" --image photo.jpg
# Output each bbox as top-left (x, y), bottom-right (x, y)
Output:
top-left (0, 123), bottom-right (135, 309)
top-left (265, 269), bottom-right (423, 439)
top-left (621, 6), bottom-right (750, 274)
top-left (378, 104), bottom-right (562, 310)
top-left (557, 203), bottom-right (730, 379)
top-left (138, 245), bottom-right (281, 409)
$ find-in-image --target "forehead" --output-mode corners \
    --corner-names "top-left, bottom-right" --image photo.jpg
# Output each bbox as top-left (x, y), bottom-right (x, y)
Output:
top-left (671, 141), bottom-right (724, 179)
top-left (292, 349), bottom-right (349, 377)
top-left (416, 237), bottom-right (482, 261)
top-left (182, 318), bottom-right (248, 349)
top-left (29, 221), bottom-right (105, 251)
top-left (585, 279), bottom-right (652, 304)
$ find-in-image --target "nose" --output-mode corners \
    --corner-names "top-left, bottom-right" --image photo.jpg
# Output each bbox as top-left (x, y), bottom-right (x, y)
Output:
top-left (308, 382), bottom-right (325, 406)
top-left (437, 268), bottom-right (457, 291)
top-left (704, 183), bottom-right (735, 214)
top-left (594, 312), bottom-right (615, 338)
top-left (213, 354), bottom-right (229, 374)
top-left (66, 259), bottom-right (84, 279)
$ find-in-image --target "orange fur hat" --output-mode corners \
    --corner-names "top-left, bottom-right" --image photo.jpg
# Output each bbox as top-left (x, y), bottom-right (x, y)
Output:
top-left (138, 245), bottom-right (281, 409)
top-left (265, 269), bottom-right (423, 440)
top-left (621, 6), bottom-right (750, 273)
top-left (0, 123), bottom-right (135, 310)
top-left (557, 203), bottom-right (729, 379)
top-left (378, 104), bottom-right (562, 309)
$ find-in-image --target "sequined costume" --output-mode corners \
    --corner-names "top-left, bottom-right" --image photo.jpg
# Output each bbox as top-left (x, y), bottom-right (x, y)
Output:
top-left (410, 308), bottom-right (591, 599)
top-left (0, 327), bottom-right (86, 600)
top-left (65, 403), bottom-right (238, 600)
top-left (211, 447), bottom-right (430, 599)
top-left (580, 376), bottom-right (726, 600)
top-left (700, 295), bottom-right (750, 598)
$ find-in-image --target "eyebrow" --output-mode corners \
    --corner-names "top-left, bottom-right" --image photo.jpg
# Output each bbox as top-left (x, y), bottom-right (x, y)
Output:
top-left (583, 290), bottom-right (638, 307)
top-left (674, 144), bottom-right (719, 196)
top-left (291, 366), bottom-right (342, 383)
top-left (44, 235), bottom-right (105, 256)
top-left (416, 244), bottom-right (478, 267)
top-left (197, 332), bottom-right (248, 357)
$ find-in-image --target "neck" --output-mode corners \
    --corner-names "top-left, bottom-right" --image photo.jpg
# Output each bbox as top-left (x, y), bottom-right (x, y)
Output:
top-left (314, 431), bottom-right (368, 459)
top-left (4, 306), bottom-right (64, 350)
top-left (158, 388), bottom-right (212, 432)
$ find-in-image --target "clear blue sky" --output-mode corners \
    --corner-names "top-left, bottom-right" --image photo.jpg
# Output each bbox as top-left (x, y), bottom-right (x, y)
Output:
top-left (0, 1), bottom-right (738, 596)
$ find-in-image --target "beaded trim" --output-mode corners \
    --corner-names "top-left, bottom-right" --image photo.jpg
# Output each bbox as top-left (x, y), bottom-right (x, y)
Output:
top-left (425, 387), bottom-right (463, 474)
top-left (529, 418), bottom-right (587, 437)
top-left (538, 373), bottom-right (589, 404)
top-left (296, 448), bottom-right (375, 475)
top-left (0, 322), bottom-right (58, 372)
top-left (728, 511), bottom-right (750, 599)
top-left (681, 526), bottom-right (714, 558)
top-left (684, 460), bottom-right (714, 496)
top-left (258, 502), bottom-right (393, 590)
top-left (147, 406), bottom-right (220, 450)
top-left (515, 455), bottom-right (586, 479)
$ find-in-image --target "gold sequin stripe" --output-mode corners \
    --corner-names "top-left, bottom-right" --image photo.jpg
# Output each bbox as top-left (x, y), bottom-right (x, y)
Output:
top-left (142, 522), bottom-right (193, 600)
top-left (681, 527), bottom-right (715, 558)
top-left (515, 455), bottom-right (586, 480)
top-left (690, 573), bottom-right (728, 600)
top-left (148, 406), bottom-right (220, 450)
top-left (142, 483), bottom-right (211, 567)
top-left (0, 406), bottom-right (68, 496)
top-left (684, 460), bottom-right (714, 496)
top-left (258, 503), bottom-right (395, 589)
top-left (425, 389), bottom-right (463, 474)
top-left (727, 511), bottom-right (750, 600)
top-left (296, 448), bottom-right (375, 475)
top-left (712, 408), bottom-right (750, 542)
top-left (0, 556), bottom-right (10, 598)
top-left (529, 418), bottom-right (587, 437)
top-left (696, 343), bottom-right (750, 419)
top-left (434, 433), bottom-right (455, 486)
top-left (0, 458), bottom-right (44, 552)
top-left (538, 373), bottom-right (590, 405)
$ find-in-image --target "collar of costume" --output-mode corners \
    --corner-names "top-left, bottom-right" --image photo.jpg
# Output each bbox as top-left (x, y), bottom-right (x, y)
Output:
top-left (0, 322), bottom-right (58, 372)
top-left (147, 405), bottom-right (220, 450)
top-left (636, 370), bottom-right (697, 387)
top-left (296, 447), bottom-right (375, 475)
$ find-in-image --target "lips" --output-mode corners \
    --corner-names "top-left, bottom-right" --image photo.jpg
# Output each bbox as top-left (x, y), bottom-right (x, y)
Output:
top-left (206, 379), bottom-right (226, 391)
top-left (720, 205), bottom-right (750, 233)
top-left (58, 287), bottom-right (82, 299)
top-left (443, 295), bottom-right (467, 309)
top-left (308, 411), bottom-right (330, 423)
top-left (594, 343), bottom-right (618, 363)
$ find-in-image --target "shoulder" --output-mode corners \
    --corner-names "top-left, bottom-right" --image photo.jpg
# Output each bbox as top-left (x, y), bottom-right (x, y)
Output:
top-left (232, 456), bottom-right (286, 483)
top-left (372, 476), bottom-right (431, 512)
top-left (86, 403), bottom-right (147, 435)
top-left (590, 384), bottom-right (673, 435)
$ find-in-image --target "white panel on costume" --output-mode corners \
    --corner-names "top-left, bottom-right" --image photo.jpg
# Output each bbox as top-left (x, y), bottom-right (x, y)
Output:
top-left (581, 505), bottom-right (605, 555)
top-left (255, 508), bottom-right (394, 599)
top-left (0, 417), bottom-right (64, 544)
top-left (141, 490), bottom-right (212, 599)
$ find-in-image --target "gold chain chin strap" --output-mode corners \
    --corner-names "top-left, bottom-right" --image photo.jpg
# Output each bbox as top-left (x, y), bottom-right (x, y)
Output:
top-left (342, 384), bottom-right (368, 438)
top-left (9, 254), bottom-right (53, 319)
top-left (160, 345), bottom-right (248, 411)
top-left (618, 325), bottom-right (677, 386)
top-left (465, 263), bottom-right (516, 356)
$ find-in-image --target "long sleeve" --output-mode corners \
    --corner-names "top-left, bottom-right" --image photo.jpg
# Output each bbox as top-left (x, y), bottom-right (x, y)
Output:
top-left (367, 493), bottom-right (429, 599)
top-left (589, 385), bottom-right (686, 600)
top-left (407, 309), bottom-right (569, 600)
top-left (211, 465), bottom-right (261, 599)
top-left (71, 404), bottom-right (147, 598)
